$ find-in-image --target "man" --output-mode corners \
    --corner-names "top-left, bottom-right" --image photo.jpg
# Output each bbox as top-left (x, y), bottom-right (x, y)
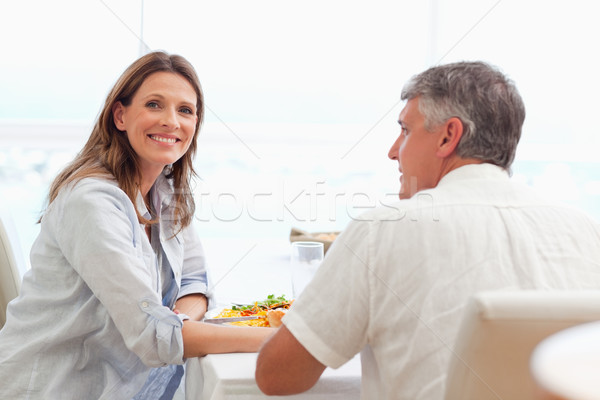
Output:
top-left (255, 62), bottom-right (600, 399)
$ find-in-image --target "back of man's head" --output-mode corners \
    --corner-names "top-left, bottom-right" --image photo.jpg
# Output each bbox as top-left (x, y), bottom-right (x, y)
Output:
top-left (401, 61), bottom-right (526, 169)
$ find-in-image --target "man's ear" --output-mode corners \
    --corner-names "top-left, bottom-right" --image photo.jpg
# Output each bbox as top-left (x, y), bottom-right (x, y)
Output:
top-left (112, 101), bottom-right (126, 131)
top-left (436, 117), bottom-right (463, 158)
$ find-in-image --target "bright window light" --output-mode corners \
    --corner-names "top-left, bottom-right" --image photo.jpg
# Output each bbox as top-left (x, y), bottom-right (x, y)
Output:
top-left (1, 0), bottom-right (599, 257)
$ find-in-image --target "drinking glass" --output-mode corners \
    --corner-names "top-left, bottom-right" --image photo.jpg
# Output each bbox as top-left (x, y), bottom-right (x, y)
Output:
top-left (290, 241), bottom-right (324, 298)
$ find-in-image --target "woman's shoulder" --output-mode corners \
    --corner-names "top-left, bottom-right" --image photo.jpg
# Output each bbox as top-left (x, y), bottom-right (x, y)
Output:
top-left (58, 176), bottom-right (130, 208)
top-left (69, 175), bottom-right (120, 194)
top-left (74, 175), bottom-right (119, 189)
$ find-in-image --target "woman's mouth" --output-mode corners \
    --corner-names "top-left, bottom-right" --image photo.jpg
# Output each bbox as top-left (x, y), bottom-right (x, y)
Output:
top-left (149, 135), bottom-right (178, 144)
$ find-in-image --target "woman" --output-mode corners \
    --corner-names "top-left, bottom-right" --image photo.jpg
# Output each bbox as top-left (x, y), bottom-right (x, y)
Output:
top-left (0, 51), bottom-right (272, 399)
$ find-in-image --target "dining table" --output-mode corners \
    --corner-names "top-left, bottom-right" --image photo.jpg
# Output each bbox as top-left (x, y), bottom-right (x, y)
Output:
top-left (184, 237), bottom-right (362, 400)
top-left (186, 353), bottom-right (361, 400)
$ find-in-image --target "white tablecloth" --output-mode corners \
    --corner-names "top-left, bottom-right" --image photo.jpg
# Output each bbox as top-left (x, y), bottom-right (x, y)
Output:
top-left (185, 353), bottom-right (361, 400)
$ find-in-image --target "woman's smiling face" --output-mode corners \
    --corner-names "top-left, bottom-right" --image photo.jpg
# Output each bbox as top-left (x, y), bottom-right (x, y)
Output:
top-left (112, 71), bottom-right (198, 182)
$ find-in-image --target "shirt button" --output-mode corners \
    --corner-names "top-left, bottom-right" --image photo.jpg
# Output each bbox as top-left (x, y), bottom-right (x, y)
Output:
top-left (142, 301), bottom-right (149, 308)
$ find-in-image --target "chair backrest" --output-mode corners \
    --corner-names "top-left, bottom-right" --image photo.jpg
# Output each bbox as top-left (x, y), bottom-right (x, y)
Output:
top-left (444, 290), bottom-right (600, 400)
top-left (0, 214), bottom-right (24, 328)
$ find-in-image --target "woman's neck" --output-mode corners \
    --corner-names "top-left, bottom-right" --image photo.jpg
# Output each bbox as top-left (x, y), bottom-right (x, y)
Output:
top-left (139, 170), bottom-right (162, 199)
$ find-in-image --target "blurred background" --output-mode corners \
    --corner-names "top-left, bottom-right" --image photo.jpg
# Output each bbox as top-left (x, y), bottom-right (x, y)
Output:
top-left (1, 0), bottom-right (599, 271)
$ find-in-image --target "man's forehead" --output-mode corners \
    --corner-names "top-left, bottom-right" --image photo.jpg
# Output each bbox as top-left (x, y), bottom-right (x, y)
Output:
top-left (398, 97), bottom-right (419, 123)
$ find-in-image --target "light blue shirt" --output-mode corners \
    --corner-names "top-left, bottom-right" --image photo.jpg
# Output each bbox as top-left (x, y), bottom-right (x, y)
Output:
top-left (0, 173), bottom-right (211, 399)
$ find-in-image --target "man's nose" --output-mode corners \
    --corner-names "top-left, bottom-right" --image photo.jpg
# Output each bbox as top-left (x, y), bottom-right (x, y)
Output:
top-left (388, 136), bottom-right (401, 160)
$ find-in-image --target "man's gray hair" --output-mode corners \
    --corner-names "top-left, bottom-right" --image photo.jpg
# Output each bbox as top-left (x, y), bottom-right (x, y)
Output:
top-left (401, 61), bottom-right (526, 169)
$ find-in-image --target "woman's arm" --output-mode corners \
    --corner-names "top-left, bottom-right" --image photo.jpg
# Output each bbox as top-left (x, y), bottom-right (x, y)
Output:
top-left (177, 223), bottom-right (212, 302)
top-left (181, 321), bottom-right (274, 358)
top-left (175, 293), bottom-right (208, 321)
top-left (176, 293), bottom-right (274, 357)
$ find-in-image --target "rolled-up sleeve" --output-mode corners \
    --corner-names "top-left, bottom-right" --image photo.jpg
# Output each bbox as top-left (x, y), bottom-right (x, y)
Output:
top-left (136, 298), bottom-right (186, 365)
top-left (53, 180), bottom-right (185, 367)
top-left (177, 223), bottom-right (213, 303)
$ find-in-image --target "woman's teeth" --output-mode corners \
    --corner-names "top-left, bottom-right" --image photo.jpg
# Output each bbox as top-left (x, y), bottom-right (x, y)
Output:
top-left (150, 135), bottom-right (176, 143)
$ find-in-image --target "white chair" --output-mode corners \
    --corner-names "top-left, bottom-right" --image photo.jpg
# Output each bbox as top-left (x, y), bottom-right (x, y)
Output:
top-left (444, 290), bottom-right (600, 400)
top-left (0, 213), bottom-right (25, 328)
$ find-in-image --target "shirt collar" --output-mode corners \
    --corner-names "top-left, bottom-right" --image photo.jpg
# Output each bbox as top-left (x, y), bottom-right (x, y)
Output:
top-left (437, 163), bottom-right (510, 188)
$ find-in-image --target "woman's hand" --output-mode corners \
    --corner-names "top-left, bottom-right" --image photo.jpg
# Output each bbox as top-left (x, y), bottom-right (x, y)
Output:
top-left (173, 293), bottom-right (276, 358)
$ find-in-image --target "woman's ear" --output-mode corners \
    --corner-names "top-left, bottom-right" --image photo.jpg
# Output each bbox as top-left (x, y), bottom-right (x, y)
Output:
top-left (112, 101), bottom-right (126, 131)
top-left (436, 117), bottom-right (463, 158)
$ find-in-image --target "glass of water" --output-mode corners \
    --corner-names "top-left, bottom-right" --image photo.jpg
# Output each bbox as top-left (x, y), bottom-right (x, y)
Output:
top-left (290, 241), bottom-right (324, 298)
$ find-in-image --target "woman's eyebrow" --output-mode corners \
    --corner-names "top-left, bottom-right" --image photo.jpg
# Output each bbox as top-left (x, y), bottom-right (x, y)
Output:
top-left (142, 93), bottom-right (196, 107)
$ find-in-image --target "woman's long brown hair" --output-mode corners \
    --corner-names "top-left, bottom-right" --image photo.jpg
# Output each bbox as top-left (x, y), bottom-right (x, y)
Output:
top-left (42, 51), bottom-right (204, 232)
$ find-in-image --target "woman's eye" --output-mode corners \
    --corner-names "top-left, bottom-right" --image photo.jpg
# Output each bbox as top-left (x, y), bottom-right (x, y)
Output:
top-left (179, 107), bottom-right (193, 115)
top-left (146, 101), bottom-right (160, 109)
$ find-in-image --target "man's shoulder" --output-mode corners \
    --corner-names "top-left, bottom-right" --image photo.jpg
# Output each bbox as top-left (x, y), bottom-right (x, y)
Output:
top-left (344, 195), bottom-right (439, 233)
top-left (350, 174), bottom-right (562, 226)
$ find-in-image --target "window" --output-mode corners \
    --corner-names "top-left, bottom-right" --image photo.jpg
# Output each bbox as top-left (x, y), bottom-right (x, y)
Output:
top-left (1, 0), bottom-right (599, 262)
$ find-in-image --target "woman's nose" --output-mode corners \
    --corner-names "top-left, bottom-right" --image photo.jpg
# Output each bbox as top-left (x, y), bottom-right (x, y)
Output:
top-left (161, 107), bottom-right (180, 130)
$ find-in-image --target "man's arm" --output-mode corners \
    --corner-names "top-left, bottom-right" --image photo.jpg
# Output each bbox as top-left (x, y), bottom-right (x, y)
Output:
top-left (255, 325), bottom-right (326, 395)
